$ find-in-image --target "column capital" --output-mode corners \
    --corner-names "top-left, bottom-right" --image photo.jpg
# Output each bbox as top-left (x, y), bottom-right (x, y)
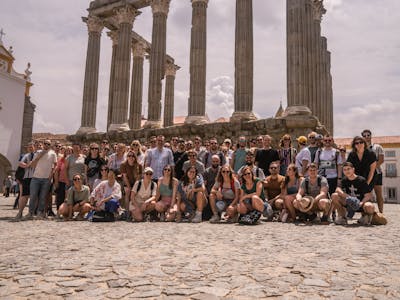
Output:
top-left (132, 42), bottom-right (146, 58)
top-left (83, 15), bottom-right (104, 33)
top-left (191, 0), bottom-right (209, 5)
top-left (114, 6), bottom-right (141, 25)
top-left (107, 30), bottom-right (119, 45)
top-left (150, 0), bottom-right (171, 15)
top-left (312, 0), bottom-right (326, 21)
top-left (165, 63), bottom-right (180, 77)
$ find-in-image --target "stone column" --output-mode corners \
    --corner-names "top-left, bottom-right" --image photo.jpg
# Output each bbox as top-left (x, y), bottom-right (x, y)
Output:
top-left (109, 6), bottom-right (140, 132)
top-left (231, 0), bottom-right (256, 122)
top-left (319, 36), bottom-right (327, 128)
top-left (164, 63), bottom-right (180, 127)
top-left (77, 15), bottom-right (103, 135)
top-left (185, 0), bottom-right (209, 125)
top-left (144, 0), bottom-right (170, 129)
top-left (326, 50), bottom-right (333, 134)
top-left (106, 30), bottom-right (118, 130)
top-left (129, 42), bottom-right (146, 129)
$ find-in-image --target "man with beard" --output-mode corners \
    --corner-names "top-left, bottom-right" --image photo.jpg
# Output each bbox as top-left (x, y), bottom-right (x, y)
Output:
top-left (255, 135), bottom-right (280, 176)
top-left (238, 150), bottom-right (265, 181)
top-left (203, 155), bottom-right (221, 220)
top-left (173, 138), bottom-right (188, 180)
top-left (203, 138), bottom-right (226, 168)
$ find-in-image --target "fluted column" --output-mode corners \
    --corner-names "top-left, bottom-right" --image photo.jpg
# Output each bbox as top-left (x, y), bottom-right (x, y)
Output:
top-left (326, 50), bottom-right (333, 134)
top-left (164, 63), bottom-right (180, 127)
top-left (129, 42), bottom-right (146, 129)
top-left (109, 6), bottom-right (140, 132)
top-left (185, 0), bottom-right (209, 125)
top-left (144, 0), bottom-right (170, 129)
top-left (231, 0), bottom-right (256, 122)
top-left (77, 15), bottom-right (103, 135)
top-left (106, 30), bottom-right (118, 130)
top-left (319, 36), bottom-right (327, 128)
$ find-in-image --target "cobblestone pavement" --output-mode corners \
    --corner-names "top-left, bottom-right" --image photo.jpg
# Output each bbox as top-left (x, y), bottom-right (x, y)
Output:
top-left (0, 195), bottom-right (399, 299)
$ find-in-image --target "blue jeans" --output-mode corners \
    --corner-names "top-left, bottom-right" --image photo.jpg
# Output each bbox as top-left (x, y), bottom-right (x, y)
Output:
top-left (29, 178), bottom-right (51, 214)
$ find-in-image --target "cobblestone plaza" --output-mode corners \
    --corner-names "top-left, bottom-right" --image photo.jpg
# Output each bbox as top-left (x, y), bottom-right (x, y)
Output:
top-left (0, 195), bottom-right (399, 299)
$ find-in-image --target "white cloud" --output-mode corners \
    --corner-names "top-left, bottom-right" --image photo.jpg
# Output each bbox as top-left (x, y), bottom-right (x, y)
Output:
top-left (206, 76), bottom-right (234, 121)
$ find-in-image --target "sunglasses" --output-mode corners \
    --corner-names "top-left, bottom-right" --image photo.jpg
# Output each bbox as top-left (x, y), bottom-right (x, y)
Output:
top-left (164, 169), bottom-right (171, 172)
top-left (354, 141), bottom-right (364, 145)
top-left (127, 154), bottom-right (135, 158)
top-left (309, 136), bottom-right (316, 139)
top-left (188, 154), bottom-right (196, 157)
top-left (91, 147), bottom-right (99, 150)
top-left (73, 178), bottom-right (81, 181)
top-left (145, 172), bottom-right (153, 175)
top-left (221, 170), bottom-right (230, 174)
top-left (362, 134), bottom-right (371, 137)
top-left (44, 143), bottom-right (51, 146)
top-left (324, 139), bottom-right (332, 142)
top-left (244, 172), bottom-right (252, 176)
top-left (131, 144), bottom-right (139, 146)
top-left (340, 149), bottom-right (346, 152)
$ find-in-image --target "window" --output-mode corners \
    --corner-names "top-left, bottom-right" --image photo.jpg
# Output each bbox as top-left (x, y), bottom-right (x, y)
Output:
top-left (386, 163), bottom-right (397, 177)
top-left (387, 188), bottom-right (397, 201)
top-left (385, 150), bottom-right (396, 158)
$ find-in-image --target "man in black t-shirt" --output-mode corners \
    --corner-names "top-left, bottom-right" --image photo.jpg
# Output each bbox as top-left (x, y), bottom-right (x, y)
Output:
top-left (173, 139), bottom-right (188, 180)
top-left (331, 162), bottom-right (375, 225)
top-left (255, 135), bottom-right (280, 176)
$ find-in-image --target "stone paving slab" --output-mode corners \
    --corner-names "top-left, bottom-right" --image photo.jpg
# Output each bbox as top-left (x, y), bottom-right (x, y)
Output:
top-left (0, 195), bottom-right (399, 299)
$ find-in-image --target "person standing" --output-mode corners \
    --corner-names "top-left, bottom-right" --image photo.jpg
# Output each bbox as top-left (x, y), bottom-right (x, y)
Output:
top-left (362, 129), bottom-right (385, 213)
top-left (231, 136), bottom-right (248, 174)
top-left (254, 135), bottom-right (280, 176)
top-left (145, 135), bottom-right (175, 182)
top-left (295, 136), bottom-right (311, 177)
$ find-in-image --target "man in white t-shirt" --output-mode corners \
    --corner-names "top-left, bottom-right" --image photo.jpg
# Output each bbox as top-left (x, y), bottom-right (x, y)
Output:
top-left (25, 140), bottom-right (57, 219)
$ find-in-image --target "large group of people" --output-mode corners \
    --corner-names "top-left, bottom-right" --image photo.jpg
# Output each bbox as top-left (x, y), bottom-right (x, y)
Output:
top-left (10, 128), bottom-right (386, 225)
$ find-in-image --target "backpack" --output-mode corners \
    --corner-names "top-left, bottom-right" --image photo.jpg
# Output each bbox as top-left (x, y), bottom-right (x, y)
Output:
top-left (136, 180), bottom-right (155, 194)
top-left (89, 210), bottom-right (115, 222)
top-left (315, 149), bottom-right (340, 176)
top-left (238, 210), bottom-right (261, 225)
top-left (304, 176), bottom-right (322, 195)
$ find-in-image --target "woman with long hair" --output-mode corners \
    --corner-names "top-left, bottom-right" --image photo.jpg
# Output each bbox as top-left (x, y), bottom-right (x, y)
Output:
top-left (120, 150), bottom-right (143, 209)
top-left (209, 164), bottom-right (240, 223)
top-left (238, 165), bottom-right (265, 217)
top-left (154, 164), bottom-right (179, 221)
top-left (93, 166), bottom-right (109, 190)
top-left (54, 145), bottom-right (68, 211)
top-left (177, 166), bottom-right (207, 223)
top-left (281, 163), bottom-right (303, 222)
top-left (278, 134), bottom-right (297, 176)
top-left (85, 143), bottom-right (105, 190)
top-left (130, 140), bottom-right (144, 165)
top-left (346, 136), bottom-right (376, 189)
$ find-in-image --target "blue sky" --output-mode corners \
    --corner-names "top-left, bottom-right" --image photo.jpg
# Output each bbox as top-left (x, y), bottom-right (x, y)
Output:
top-left (1, 0), bottom-right (399, 137)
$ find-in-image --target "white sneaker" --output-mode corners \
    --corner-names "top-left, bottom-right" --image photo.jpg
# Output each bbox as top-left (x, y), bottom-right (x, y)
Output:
top-left (191, 211), bottom-right (202, 223)
top-left (334, 216), bottom-right (348, 225)
top-left (209, 214), bottom-right (220, 223)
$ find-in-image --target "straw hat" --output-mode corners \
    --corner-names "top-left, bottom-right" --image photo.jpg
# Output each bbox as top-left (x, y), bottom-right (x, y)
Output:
top-left (298, 196), bottom-right (315, 213)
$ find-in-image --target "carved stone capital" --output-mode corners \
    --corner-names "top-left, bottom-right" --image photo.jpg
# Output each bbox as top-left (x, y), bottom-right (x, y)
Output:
top-left (107, 30), bottom-right (119, 45)
top-left (191, 0), bottom-right (209, 5)
top-left (114, 6), bottom-right (140, 25)
top-left (132, 42), bottom-right (146, 58)
top-left (83, 15), bottom-right (104, 33)
top-left (312, 0), bottom-right (326, 21)
top-left (150, 0), bottom-right (170, 15)
top-left (165, 63), bottom-right (180, 77)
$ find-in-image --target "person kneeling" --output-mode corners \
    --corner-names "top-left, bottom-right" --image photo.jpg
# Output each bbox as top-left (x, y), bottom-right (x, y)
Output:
top-left (58, 174), bottom-right (91, 221)
top-left (129, 167), bottom-right (157, 222)
top-left (331, 162), bottom-right (375, 225)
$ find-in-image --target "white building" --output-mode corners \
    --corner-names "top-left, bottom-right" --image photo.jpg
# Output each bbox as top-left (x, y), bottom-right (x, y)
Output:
top-left (0, 31), bottom-right (35, 185)
top-left (336, 136), bottom-right (400, 204)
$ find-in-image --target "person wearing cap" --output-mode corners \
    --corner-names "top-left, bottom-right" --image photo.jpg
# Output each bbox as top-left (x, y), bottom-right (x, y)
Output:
top-left (231, 136), bottom-right (248, 173)
top-left (145, 135), bottom-right (175, 182)
top-left (254, 135), bottom-right (280, 177)
top-left (295, 136), bottom-right (311, 177)
top-left (129, 167), bottom-right (158, 221)
top-left (223, 138), bottom-right (234, 159)
top-left (294, 163), bottom-right (330, 222)
top-left (362, 129), bottom-right (384, 213)
top-left (331, 162), bottom-right (375, 225)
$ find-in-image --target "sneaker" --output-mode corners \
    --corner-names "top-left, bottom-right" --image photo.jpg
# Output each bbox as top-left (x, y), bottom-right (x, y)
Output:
top-left (279, 209), bottom-right (289, 223)
top-left (312, 215), bottom-right (321, 223)
top-left (334, 216), bottom-right (348, 225)
top-left (321, 215), bottom-right (330, 224)
top-left (47, 210), bottom-right (56, 217)
top-left (191, 211), bottom-right (202, 223)
top-left (36, 212), bottom-right (46, 220)
top-left (22, 212), bottom-right (33, 221)
top-left (263, 202), bottom-right (274, 219)
top-left (226, 214), bottom-right (239, 224)
top-left (14, 211), bottom-right (23, 220)
top-left (209, 214), bottom-right (220, 223)
top-left (357, 214), bottom-right (372, 226)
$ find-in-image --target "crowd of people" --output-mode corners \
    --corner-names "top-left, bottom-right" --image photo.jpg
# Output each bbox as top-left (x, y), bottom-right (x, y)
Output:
top-left (10, 129), bottom-right (387, 225)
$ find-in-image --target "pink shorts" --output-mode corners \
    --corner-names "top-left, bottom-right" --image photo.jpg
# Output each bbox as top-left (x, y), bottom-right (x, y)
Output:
top-left (160, 196), bottom-right (172, 207)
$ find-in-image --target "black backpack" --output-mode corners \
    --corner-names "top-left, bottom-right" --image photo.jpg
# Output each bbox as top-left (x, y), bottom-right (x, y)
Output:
top-left (15, 167), bottom-right (25, 182)
top-left (136, 180), bottom-right (155, 193)
top-left (305, 176), bottom-right (322, 195)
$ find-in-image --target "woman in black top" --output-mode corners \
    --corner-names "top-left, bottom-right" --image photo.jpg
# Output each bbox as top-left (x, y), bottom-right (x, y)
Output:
top-left (346, 136), bottom-right (376, 189)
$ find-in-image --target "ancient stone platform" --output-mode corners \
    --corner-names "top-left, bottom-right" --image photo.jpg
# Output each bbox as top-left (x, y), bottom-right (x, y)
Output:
top-left (0, 195), bottom-right (399, 299)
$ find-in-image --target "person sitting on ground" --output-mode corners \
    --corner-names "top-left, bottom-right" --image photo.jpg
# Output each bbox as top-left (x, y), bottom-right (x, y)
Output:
top-left (90, 169), bottom-right (121, 215)
top-left (154, 165), bottom-right (179, 222)
top-left (129, 167), bottom-right (157, 222)
top-left (294, 163), bottom-right (331, 223)
top-left (263, 162), bottom-right (285, 218)
top-left (182, 149), bottom-right (205, 177)
top-left (209, 165), bottom-right (240, 223)
top-left (237, 166), bottom-right (265, 221)
top-left (280, 164), bottom-right (302, 222)
top-left (58, 174), bottom-right (91, 221)
top-left (177, 166), bottom-right (207, 223)
top-left (331, 162), bottom-right (375, 226)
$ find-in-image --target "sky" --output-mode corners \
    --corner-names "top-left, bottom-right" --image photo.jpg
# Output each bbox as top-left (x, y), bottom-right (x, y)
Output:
top-left (1, 0), bottom-right (399, 138)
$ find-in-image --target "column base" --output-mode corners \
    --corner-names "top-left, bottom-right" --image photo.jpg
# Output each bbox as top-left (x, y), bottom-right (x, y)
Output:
top-left (76, 126), bottom-right (97, 135)
top-left (230, 111), bottom-right (257, 122)
top-left (143, 120), bottom-right (162, 129)
top-left (108, 123), bottom-right (130, 132)
top-left (184, 115), bottom-right (209, 125)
